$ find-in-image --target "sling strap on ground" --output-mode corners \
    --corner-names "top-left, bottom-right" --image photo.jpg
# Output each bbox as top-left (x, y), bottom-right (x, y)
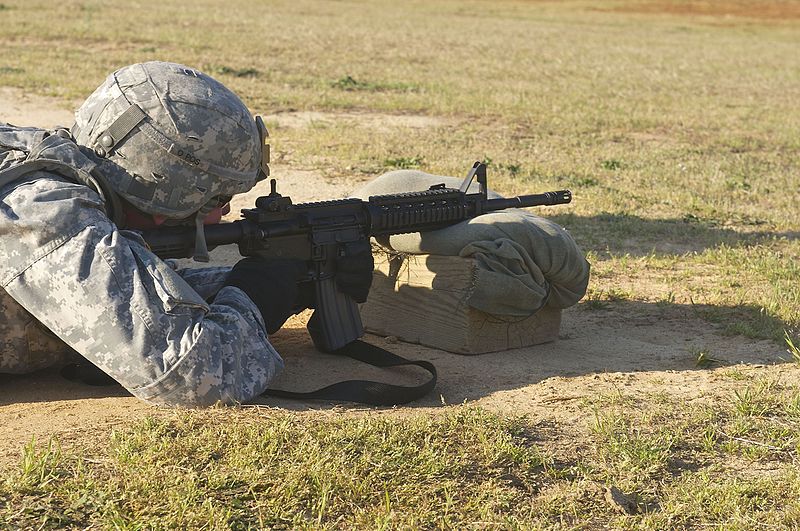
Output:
top-left (262, 340), bottom-right (437, 406)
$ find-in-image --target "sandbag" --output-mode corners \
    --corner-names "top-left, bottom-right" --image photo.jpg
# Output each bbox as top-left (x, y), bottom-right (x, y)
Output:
top-left (351, 170), bottom-right (590, 316)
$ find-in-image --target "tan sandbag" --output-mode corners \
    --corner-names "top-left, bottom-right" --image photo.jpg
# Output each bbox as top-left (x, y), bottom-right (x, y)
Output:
top-left (351, 170), bottom-right (590, 316)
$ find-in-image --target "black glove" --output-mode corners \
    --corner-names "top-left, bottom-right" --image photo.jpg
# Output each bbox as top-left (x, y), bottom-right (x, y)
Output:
top-left (335, 240), bottom-right (374, 303)
top-left (224, 257), bottom-right (308, 334)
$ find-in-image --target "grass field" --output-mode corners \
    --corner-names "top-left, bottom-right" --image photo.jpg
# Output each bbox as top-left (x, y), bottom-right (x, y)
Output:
top-left (1, 0), bottom-right (799, 528)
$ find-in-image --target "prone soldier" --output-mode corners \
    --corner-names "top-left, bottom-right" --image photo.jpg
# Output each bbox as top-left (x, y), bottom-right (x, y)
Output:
top-left (0, 61), bottom-right (373, 406)
top-left (1, 61), bottom-right (590, 407)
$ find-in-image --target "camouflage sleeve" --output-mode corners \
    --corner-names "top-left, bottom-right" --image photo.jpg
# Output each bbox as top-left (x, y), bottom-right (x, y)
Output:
top-left (0, 176), bottom-right (283, 407)
top-left (171, 266), bottom-right (232, 302)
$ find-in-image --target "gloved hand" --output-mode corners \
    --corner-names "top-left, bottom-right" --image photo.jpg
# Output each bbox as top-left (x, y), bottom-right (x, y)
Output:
top-left (335, 240), bottom-right (374, 303)
top-left (224, 257), bottom-right (308, 334)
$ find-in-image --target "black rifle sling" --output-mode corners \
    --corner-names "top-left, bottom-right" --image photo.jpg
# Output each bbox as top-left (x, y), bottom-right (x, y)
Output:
top-left (262, 340), bottom-right (437, 406)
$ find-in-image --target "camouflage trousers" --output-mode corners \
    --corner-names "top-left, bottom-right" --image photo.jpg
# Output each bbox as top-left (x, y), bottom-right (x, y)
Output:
top-left (0, 287), bottom-right (78, 373)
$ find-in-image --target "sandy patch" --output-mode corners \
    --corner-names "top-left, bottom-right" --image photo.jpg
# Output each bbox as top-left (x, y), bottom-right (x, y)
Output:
top-left (0, 87), bottom-right (74, 128)
top-left (266, 110), bottom-right (450, 132)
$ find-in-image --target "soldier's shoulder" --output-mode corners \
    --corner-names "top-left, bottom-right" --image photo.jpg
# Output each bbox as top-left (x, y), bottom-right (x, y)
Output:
top-left (0, 173), bottom-right (113, 285)
top-left (2, 172), bottom-right (110, 234)
top-left (1, 172), bottom-right (105, 214)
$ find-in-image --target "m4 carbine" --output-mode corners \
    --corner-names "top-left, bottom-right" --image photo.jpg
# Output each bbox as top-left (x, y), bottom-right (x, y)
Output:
top-left (142, 162), bottom-right (571, 353)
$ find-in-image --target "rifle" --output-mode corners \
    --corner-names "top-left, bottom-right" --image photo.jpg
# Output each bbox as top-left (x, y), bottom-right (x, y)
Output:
top-left (142, 162), bottom-right (572, 354)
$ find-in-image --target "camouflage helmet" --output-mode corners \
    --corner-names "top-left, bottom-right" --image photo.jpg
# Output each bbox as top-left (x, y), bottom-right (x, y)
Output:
top-left (71, 61), bottom-right (268, 221)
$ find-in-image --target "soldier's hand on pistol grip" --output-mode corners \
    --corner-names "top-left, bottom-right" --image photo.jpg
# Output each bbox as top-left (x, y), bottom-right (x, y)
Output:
top-left (224, 257), bottom-right (308, 334)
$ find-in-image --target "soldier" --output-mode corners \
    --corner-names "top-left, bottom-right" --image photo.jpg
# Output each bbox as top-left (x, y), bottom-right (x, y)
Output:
top-left (0, 61), bottom-right (372, 407)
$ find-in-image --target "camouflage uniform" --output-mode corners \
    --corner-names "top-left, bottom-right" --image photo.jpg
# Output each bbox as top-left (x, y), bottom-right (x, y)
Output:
top-left (0, 63), bottom-right (284, 407)
top-left (0, 286), bottom-right (78, 373)
top-left (0, 171), bottom-right (283, 406)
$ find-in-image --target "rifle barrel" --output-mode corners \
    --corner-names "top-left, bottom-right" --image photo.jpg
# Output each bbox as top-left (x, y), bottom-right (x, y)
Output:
top-left (485, 190), bottom-right (571, 211)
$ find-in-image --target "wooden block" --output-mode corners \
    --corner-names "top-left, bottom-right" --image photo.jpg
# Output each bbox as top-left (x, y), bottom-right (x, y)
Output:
top-left (360, 253), bottom-right (561, 354)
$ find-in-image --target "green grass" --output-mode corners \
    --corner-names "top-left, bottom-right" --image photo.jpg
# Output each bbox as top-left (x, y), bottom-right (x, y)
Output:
top-left (786, 330), bottom-right (800, 364)
top-left (1, 408), bottom-right (547, 529)
top-left (3, 393), bottom-right (799, 529)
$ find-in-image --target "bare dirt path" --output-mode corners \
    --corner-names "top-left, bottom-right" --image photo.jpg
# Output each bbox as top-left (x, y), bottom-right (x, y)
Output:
top-left (1, 89), bottom-right (794, 467)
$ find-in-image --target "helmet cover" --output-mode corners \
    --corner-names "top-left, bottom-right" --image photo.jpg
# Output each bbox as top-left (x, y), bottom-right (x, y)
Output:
top-left (72, 61), bottom-right (263, 219)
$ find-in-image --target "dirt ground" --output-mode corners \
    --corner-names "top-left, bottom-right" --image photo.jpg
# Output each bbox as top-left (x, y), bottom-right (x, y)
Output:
top-left (607, 0), bottom-right (800, 20)
top-left (0, 89), bottom-right (794, 467)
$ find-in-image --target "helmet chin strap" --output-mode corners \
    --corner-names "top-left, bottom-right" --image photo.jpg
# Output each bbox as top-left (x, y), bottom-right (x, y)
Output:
top-left (191, 195), bottom-right (231, 262)
top-left (193, 209), bottom-right (211, 262)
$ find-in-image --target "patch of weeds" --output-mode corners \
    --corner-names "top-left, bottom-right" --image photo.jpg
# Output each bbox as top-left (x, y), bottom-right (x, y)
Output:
top-left (384, 155), bottom-right (424, 169)
top-left (9, 438), bottom-right (64, 493)
top-left (481, 158), bottom-right (528, 178)
top-left (332, 75), bottom-right (369, 90)
top-left (583, 299), bottom-right (609, 311)
top-left (721, 366), bottom-right (749, 381)
top-left (0, 3), bottom-right (9, 10)
top-left (644, 471), bottom-right (800, 528)
top-left (696, 302), bottom-right (787, 342)
top-left (582, 288), bottom-right (609, 310)
top-left (606, 287), bottom-right (632, 302)
top-left (710, 379), bottom-right (800, 459)
top-left (582, 286), bottom-right (632, 310)
top-left (694, 348), bottom-right (722, 368)
top-left (682, 212), bottom-right (703, 224)
top-left (331, 75), bottom-right (418, 93)
top-left (0, 66), bottom-right (24, 74)
top-left (570, 176), bottom-right (599, 188)
top-left (740, 215), bottom-right (768, 226)
top-left (699, 423), bottom-right (719, 453)
top-left (723, 306), bottom-right (785, 341)
top-left (590, 410), bottom-right (675, 476)
top-left (588, 389), bottom-right (637, 408)
top-left (732, 382), bottom-right (778, 418)
top-left (601, 159), bottom-right (623, 171)
top-left (787, 393), bottom-right (800, 419)
top-left (138, 46), bottom-right (157, 53)
top-left (722, 136), bottom-right (765, 154)
top-left (724, 176), bottom-right (752, 192)
top-left (504, 162), bottom-right (523, 177)
top-left (656, 290), bottom-right (676, 307)
top-left (207, 65), bottom-right (260, 78)
top-left (785, 330), bottom-right (800, 365)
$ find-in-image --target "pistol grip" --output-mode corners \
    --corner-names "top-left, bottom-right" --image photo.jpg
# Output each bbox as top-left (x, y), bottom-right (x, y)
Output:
top-left (307, 277), bottom-right (364, 352)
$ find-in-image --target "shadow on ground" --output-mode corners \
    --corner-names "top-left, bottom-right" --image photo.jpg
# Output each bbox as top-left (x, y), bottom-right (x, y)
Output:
top-left (260, 299), bottom-right (790, 410)
top-left (0, 297), bottom-right (791, 409)
top-left (0, 370), bottom-right (131, 407)
top-left (551, 212), bottom-right (799, 256)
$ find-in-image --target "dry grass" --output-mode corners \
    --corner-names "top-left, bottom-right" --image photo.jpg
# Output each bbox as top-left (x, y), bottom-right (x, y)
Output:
top-left (2, 385), bottom-right (799, 528)
top-left (1, 0), bottom-right (799, 526)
